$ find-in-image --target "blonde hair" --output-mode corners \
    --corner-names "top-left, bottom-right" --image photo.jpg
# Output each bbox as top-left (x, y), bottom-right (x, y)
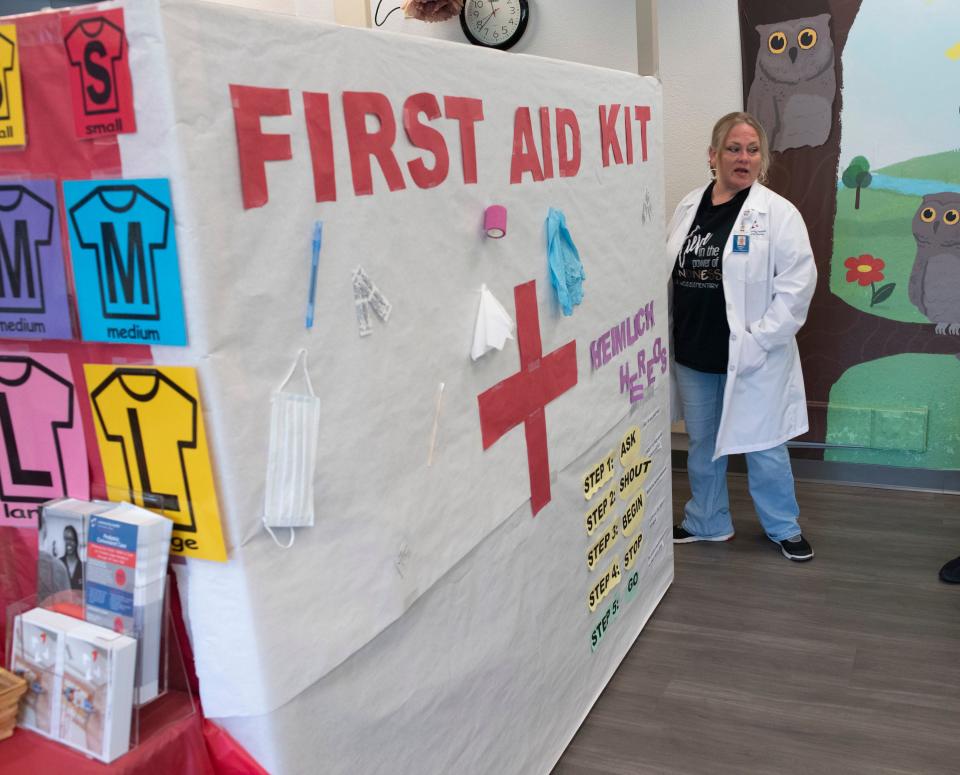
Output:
top-left (709, 111), bottom-right (770, 184)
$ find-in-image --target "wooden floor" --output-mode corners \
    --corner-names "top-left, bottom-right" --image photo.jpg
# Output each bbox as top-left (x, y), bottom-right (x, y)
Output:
top-left (553, 472), bottom-right (960, 775)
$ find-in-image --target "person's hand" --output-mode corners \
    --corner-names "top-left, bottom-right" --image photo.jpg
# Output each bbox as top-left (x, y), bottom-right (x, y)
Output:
top-left (737, 331), bottom-right (768, 377)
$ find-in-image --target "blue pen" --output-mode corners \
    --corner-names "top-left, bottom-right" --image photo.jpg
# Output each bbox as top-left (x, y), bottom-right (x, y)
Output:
top-left (306, 221), bottom-right (322, 329)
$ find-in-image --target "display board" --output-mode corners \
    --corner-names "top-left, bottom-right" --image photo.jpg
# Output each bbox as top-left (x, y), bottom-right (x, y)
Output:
top-left (0, 1), bottom-right (673, 771)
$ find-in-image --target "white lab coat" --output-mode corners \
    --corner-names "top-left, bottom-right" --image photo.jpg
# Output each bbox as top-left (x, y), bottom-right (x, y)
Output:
top-left (666, 182), bottom-right (817, 460)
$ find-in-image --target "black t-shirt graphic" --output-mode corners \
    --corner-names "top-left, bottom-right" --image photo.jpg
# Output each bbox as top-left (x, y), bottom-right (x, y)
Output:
top-left (672, 183), bottom-right (750, 373)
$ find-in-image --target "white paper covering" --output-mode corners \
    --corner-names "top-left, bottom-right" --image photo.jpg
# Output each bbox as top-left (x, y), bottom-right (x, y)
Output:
top-left (114, 0), bottom-right (673, 738)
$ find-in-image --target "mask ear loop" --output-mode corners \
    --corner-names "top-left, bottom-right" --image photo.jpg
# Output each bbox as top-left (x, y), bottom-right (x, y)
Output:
top-left (264, 522), bottom-right (296, 549)
top-left (278, 348), bottom-right (316, 397)
top-left (263, 349), bottom-right (314, 549)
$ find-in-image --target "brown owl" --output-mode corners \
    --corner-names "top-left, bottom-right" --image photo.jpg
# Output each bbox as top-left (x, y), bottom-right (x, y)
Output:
top-left (747, 14), bottom-right (836, 153)
top-left (908, 193), bottom-right (960, 334)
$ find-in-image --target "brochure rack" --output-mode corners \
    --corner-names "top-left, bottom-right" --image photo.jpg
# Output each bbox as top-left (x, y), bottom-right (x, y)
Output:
top-left (5, 579), bottom-right (194, 763)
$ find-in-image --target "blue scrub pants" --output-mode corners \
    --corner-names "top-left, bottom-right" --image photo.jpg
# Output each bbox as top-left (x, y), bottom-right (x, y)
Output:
top-left (675, 362), bottom-right (802, 542)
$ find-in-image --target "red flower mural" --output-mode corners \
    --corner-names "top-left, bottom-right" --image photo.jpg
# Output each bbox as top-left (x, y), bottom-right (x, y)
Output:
top-left (844, 254), bottom-right (895, 306)
top-left (844, 254), bottom-right (885, 286)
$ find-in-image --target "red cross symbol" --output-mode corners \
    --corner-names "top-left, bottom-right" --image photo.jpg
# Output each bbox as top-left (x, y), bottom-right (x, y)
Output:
top-left (477, 280), bottom-right (578, 515)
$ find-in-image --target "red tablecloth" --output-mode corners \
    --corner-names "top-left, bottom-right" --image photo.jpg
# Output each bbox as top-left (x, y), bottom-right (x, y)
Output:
top-left (0, 691), bottom-right (215, 774)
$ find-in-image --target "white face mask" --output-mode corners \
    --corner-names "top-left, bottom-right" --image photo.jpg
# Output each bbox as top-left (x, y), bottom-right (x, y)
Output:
top-left (263, 349), bottom-right (321, 548)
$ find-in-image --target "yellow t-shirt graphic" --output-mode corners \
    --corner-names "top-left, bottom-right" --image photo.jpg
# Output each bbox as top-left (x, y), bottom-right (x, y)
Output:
top-left (86, 365), bottom-right (226, 561)
top-left (0, 25), bottom-right (25, 146)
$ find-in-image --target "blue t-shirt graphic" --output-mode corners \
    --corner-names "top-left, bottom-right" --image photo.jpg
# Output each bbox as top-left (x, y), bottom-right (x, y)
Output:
top-left (70, 186), bottom-right (167, 319)
top-left (64, 178), bottom-right (186, 346)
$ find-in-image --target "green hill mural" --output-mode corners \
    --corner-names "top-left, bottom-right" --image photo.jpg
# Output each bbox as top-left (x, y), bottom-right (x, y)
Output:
top-left (831, 149), bottom-right (960, 322)
top-left (879, 149), bottom-right (960, 184)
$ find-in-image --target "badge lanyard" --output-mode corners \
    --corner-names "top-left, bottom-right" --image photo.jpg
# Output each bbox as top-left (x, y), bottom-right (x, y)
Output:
top-left (733, 209), bottom-right (751, 253)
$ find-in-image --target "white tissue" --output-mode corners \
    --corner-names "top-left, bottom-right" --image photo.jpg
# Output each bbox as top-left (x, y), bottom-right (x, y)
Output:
top-left (471, 284), bottom-right (515, 361)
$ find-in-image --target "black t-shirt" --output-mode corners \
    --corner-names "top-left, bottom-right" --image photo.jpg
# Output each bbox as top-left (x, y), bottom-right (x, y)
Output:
top-left (672, 184), bottom-right (751, 373)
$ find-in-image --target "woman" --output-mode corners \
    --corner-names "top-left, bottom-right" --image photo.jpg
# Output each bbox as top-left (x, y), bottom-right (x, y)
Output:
top-left (667, 111), bottom-right (817, 561)
top-left (35, 510), bottom-right (71, 603)
top-left (60, 525), bottom-right (83, 590)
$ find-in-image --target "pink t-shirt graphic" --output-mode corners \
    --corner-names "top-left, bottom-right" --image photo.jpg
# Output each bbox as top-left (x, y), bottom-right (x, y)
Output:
top-left (0, 353), bottom-right (90, 528)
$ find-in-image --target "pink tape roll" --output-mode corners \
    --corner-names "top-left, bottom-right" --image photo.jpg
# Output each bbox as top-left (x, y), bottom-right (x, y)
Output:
top-left (484, 205), bottom-right (507, 239)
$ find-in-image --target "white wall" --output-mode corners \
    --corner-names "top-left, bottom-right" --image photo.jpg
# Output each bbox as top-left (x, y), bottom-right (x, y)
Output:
top-left (209, 1), bottom-right (642, 73)
top-left (203, 0), bottom-right (349, 22)
top-left (367, 0), bottom-right (640, 73)
top-left (656, 0), bottom-right (742, 212)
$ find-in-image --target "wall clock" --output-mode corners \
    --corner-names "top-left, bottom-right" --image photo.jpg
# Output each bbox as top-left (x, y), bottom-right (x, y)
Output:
top-left (460, 0), bottom-right (529, 51)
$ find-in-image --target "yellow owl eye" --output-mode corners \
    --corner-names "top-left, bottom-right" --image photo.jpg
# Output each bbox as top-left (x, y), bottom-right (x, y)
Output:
top-left (944, 209), bottom-right (959, 225)
top-left (798, 28), bottom-right (818, 49)
top-left (920, 207), bottom-right (937, 223)
top-left (768, 32), bottom-right (787, 54)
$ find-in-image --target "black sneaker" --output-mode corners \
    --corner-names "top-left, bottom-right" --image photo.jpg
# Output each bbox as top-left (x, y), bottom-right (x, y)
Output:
top-left (775, 534), bottom-right (814, 562)
top-left (673, 525), bottom-right (735, 543)
top-left (939, 556), bottom-right (960, 584)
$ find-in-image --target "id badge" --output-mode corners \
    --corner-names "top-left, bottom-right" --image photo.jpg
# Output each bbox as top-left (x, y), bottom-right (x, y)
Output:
top-left (732, 234), bottom-right (750, 253)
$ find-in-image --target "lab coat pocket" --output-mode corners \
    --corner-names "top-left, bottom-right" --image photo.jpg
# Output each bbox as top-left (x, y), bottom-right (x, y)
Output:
top-left (744, 278), bottom-right (771, 323)
top-left (738, 331), bottom-right (768, 377)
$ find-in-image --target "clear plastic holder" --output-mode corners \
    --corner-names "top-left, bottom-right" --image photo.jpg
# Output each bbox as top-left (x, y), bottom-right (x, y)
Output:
top-left (5, 588), bottom-right (196, 763)
top-left (83, 489), bottom-right (198, 736)
top-left (88, 489), bottom-right (177, 708)
top-left (104, 483), bottom-right (176, 516)
top-left (5, 598), bottom-right (60, 741)
top-left (6, 596), bottom-right (136, 762)
top-left (7, 492), bottom-right (196, 762)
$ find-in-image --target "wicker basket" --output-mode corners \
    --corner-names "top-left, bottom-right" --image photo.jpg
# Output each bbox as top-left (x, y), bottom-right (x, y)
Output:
top-left (0, 667), bottom-right (28, 741)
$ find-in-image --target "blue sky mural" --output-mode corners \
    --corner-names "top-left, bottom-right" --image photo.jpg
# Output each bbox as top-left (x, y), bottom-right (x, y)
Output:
top-left (840, 0), bottom-right (959, 171)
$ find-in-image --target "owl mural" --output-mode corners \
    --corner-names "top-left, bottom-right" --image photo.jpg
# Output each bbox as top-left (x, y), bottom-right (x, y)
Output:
top-left (908, 193), bottom-right (960, 334)
top-left (747, 13), bottom-right (836, 153)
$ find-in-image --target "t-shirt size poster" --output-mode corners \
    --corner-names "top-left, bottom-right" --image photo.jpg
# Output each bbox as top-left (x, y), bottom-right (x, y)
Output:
top-left (85, 363), bottom-right (226, 561)
top-left (64, 178), bottom-right (187, 347)
top-left (0, 181), bottom-right (73, 341)
top-left (0, 23), bottom-right (25, 147)
top-left (0, 352), bottom-right (89, 529)
top-left (61, 7), bottom-right (137, 139)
